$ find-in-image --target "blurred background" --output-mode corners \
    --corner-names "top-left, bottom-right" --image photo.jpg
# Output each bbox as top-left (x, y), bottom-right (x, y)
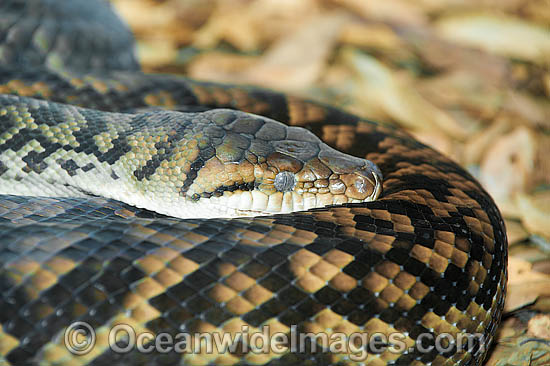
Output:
top-left (110, 1), bottom-right (550, 364)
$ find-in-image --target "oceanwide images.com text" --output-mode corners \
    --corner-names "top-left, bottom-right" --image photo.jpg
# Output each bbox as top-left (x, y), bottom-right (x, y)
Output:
top-left (64, 322), bottom-right (486, 361)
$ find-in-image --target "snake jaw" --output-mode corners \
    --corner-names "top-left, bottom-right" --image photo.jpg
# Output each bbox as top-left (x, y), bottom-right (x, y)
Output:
top-left (220, 159), bottom-right (383, 217)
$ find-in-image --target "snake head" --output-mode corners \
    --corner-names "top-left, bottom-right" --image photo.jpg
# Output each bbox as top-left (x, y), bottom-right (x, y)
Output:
top-left (179, 110), bottom-right (383, 218)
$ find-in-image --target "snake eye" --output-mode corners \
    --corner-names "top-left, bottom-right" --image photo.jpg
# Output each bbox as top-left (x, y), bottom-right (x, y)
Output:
top-left (274, 171), bottom-right (296, 192)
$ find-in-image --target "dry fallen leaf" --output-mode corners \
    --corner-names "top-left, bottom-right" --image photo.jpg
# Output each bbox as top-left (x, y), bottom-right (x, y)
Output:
top-left (113, 0), bottom-right (181, 37)
top-left (186, 52), bottom-right (259, 83)
top-left (509, 243), bottom-right (549, 264)
top-left (479, 126), bottom-right (537, 217)
top-left (339, 23), bottom-right (404, 51)
top-left (532, 259), bottom-right (550, 276)
top-left (411, 130), bottom-right (458, 161)
top-left (524, 0), bottom-right (550, 25)
top-left (191, 0), bottom-right (263, 51)
top-left (436, 12), bottom-right (550, 64)
top-left (416, 69), bottom-right (505, 122)
top-left (189, 13), bottom-right (350, 91)
top-left (399, 24), bottom-right (510, 85)
top-left (503, 91), bottom-right (550, 130)
top-left (506, 256), bottom-right (550, 312)
top-left (533, 133), bottom-right (550, 186)
top-left (516, 191), bottom-right (550, 241)
top-left (485, 332), bottom-right (550, 366)
top-left (529, 295), bottom-right (550, 313)
top-left (528, 314), bottom-right (550, 340)
top-left (462, 118), bottom-right (511, 166)
top-left (332, 0), bottom-right (428, 26)
top-left (136, 40), bottom-right (179, 69)
top-left (342, 48), bottom-right (471, 137)
top-left (505, 219), bottom-right (530, 246)
top-left (239, 13), bottom-right (350, 90)
top-left (192, 0), bottom-right (322, 51)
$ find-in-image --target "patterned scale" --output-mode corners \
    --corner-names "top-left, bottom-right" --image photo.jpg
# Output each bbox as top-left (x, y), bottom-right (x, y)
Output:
top-left (0, 0), bottom-right (507, 365)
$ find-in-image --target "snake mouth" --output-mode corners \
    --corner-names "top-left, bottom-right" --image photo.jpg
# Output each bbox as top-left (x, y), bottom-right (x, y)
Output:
top-left (180, 151), bottom-right (384, 218)
top-left (203, 167), bottom-right (383, 217)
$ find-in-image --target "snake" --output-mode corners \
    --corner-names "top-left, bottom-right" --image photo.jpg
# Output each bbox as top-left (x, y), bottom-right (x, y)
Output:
top-left (0, 1), bottom-right (507, 365)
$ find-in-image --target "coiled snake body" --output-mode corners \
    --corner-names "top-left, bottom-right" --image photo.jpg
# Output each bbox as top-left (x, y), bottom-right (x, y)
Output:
top-left (0, 1), bottom-right (507, 365)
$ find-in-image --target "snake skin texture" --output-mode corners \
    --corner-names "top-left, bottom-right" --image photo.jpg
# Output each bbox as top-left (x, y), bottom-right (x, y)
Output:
top-left (0, 1), bottom-right (507, 366)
